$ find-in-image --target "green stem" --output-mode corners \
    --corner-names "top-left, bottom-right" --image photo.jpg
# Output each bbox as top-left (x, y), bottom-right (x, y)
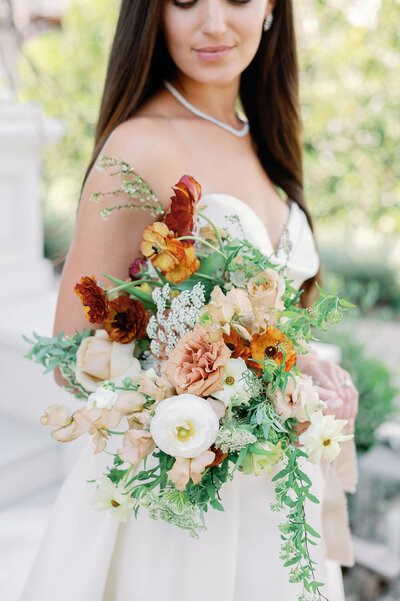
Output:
top-left (107, 279), bottom-right (163, 295)
top-left (176, 236), bottom-right (227, 259)
top-left (198, 210), bottom-right (224, 252)
top-left (194, 272), bottom-right (216, 282)
top-left (106, 429), bottom-right (126, 435)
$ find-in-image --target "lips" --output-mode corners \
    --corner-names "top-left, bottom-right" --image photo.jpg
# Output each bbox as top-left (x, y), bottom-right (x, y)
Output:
top-left (195, 45), bottom-right (233, 53)
top-left (194, 45), bottom-right (234, 62)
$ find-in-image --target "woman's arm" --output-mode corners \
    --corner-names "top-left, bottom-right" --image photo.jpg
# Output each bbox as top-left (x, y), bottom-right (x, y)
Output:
top-left (53, 118), bottom-right (179, 387)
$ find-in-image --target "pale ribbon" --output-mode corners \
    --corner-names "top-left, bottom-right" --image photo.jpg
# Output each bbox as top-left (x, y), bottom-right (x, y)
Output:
top-left (320, 438), bottom-right (358, 566)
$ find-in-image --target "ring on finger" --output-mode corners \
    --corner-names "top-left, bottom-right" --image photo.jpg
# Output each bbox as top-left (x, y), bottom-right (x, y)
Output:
top-left (340, 379), bottom-right (352, 388)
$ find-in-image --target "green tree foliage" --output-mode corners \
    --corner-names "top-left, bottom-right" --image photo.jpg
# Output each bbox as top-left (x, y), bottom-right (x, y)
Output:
top-left (298, 0), bottom-right (400, 234)
top-left (17, 0), bottom-right (400, 261)
top-left (18, 0), bottom-right (119, 259)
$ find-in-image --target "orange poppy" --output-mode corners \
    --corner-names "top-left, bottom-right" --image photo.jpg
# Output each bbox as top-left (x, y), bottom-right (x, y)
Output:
top-left (249, 327), bottom-right (296, 374)
top-left (165, 241), bottom-right (200, 284)
top-left (140, 222), bottom-right (185, 273)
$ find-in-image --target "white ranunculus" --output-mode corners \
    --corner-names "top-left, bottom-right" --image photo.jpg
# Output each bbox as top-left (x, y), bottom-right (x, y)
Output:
top-left (150, 394), bottom-right (219, 459)
top-left (92, 476), bottom-right (135, 522)
top-left (87, 385), bottom-right (118, 410)
top-left (299, 411), bottom-right (353, 464)
top-left (211, 358), bottom-right (252, 407)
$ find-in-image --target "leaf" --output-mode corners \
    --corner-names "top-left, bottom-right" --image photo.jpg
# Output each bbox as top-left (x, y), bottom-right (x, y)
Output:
top-left (339, 298), bottom-right (357, 308)
top-left (284, 555), bottom-right (302, 567)
top-left (305, 492), bottom-right (320, 504)
top-left (296, 469), bottom-right (312, 486)
top-left (305, 523), bottom-right (321, 538)
top-left (197, 251), bottom-right (226, 276)
top-left (232, 446), bottom-right (248, 474)
top-left (272, 467), bottom-right (290, 482)
top-left (311, 581), bottom-right (325, 592)
top-left (206, 482), bottom-right (216, 499)
top-left (210, 498), bottom-right (224, 511)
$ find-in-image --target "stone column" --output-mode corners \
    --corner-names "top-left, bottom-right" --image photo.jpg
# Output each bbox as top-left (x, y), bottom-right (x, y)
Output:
top-left (0, 96), bottom-right (65, 300)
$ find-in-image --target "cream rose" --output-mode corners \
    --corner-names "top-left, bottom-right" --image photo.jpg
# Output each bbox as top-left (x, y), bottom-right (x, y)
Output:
top-left (75, 330), bottom-right (141, 393)
top-left (247, 268), bottom-right (285, 331)
top-left (150, 394), bottom-right (219, 459)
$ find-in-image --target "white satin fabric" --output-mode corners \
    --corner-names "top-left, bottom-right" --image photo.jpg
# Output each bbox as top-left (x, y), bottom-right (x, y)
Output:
top-left (20, 194), bottom-right (345, 601)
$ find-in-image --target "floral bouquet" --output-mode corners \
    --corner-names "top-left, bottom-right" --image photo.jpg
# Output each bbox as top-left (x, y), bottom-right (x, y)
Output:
top-left (25, 157), bottom-right (355, 600)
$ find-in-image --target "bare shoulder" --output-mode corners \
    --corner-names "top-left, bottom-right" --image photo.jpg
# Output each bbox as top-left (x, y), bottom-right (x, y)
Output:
top-left (55, 115), bottom-right (183, 337)
top-left (97, 116), bottom-right (185, 198)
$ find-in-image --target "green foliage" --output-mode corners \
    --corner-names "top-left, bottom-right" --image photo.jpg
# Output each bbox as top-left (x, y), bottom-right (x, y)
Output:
top-left (338, 334), bottom-right (397, 453)
top-left (321, 244), bottom-right (400, 314)
top-left (298, 1), bottom-right (400, 236)
top-left (271, 446), bottom-right (326, 600)
top-left (24, 329), bottom-right (92, 398)
top-left (18, 0), bottom-right (119, 260)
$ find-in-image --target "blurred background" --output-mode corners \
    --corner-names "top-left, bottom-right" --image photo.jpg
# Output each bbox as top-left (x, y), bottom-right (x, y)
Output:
top-left (0, 1), bottom-right (399, 600)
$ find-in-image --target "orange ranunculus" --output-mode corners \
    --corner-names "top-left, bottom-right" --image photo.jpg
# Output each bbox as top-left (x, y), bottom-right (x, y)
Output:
top-left (165, 240), bottom-right (200, 284)
top-left (165, 175), bottom-right (201, 239)
top-left (249, 327), bottom-right (296, 374)
top-left (104, 296), bottom-right (150, 343)
top-left (140, 222), bottom-right (185, 272)
top-left (223, 327), bottom-right (252, 362)
top-left (74, 275), bottom-right (109, 324)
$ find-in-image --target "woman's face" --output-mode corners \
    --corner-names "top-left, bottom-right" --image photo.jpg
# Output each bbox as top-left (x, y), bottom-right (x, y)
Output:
top-left (162, 0), bottom-right (273, 86)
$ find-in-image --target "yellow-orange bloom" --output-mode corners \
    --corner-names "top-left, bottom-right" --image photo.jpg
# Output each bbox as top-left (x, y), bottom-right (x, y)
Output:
top-left (249, 327), bottom-right (296, 374)
top-left (223, 327), bottom-right (252, 362)
top-left (140, 222), bottom-right (185, 273)
top-left (165, 241), bottom-right (200, 284)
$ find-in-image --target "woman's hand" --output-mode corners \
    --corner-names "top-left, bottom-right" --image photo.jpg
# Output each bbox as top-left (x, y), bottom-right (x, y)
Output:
top-left (296, 351), bottom-right (359, 431)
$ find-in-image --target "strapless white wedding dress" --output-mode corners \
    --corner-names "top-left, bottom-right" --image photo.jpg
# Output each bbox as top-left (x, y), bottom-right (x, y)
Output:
top-left (20, 194), bottom-right (345, 601)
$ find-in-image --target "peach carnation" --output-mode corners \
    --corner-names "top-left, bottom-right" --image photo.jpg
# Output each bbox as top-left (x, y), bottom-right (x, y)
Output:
top-left (165, 325), bottom-right (231, 397)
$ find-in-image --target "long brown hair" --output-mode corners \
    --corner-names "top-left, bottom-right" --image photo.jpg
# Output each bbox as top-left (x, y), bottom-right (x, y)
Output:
top-left (84, 0), bottom-right (320, 305)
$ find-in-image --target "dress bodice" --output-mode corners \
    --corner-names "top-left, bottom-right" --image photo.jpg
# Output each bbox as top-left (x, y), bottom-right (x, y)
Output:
top-left (200, 193), bottom-right (320, 289)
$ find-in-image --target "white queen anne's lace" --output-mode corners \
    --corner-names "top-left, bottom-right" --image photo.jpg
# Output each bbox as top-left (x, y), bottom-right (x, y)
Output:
top-left (147, 283), bottom-right (206, 358)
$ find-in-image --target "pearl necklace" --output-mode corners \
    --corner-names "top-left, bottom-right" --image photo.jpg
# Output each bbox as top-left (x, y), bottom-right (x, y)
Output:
top-left (163, 80), bottom-right (249, 138)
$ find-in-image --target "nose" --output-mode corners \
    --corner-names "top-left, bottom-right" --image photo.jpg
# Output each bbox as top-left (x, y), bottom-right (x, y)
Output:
top-left (201, 0), bottom-right (228, 36)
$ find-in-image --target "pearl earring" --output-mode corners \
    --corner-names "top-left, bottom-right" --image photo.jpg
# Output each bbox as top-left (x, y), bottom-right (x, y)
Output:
top-left (263, 13), bottom-right (273, 32)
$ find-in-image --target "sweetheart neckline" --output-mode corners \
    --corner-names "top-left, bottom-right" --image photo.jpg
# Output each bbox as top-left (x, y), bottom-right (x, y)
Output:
top-left (201, 192), bottom-right (295, 255)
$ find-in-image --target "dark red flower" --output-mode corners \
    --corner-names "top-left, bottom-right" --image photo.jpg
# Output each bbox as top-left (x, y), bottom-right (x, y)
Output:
top-left (74, 275), bottom-right (109, 324)
top-left (164, 175), bottom-right (201, 239)
top-left (104, 296), bottom-right (150, 343)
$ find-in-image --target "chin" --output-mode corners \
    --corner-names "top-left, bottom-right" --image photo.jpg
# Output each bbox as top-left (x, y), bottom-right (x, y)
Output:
top-left (180, 62), bottom-right (247, 87)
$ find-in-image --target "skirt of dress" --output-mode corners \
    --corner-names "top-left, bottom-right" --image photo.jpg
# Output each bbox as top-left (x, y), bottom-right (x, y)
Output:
top-left (20, 437), bottom-right (345, 601)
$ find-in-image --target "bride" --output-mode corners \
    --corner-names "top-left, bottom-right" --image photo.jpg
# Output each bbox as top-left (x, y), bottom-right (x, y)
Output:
top-left (21, 1), bottom-right (359, 600)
